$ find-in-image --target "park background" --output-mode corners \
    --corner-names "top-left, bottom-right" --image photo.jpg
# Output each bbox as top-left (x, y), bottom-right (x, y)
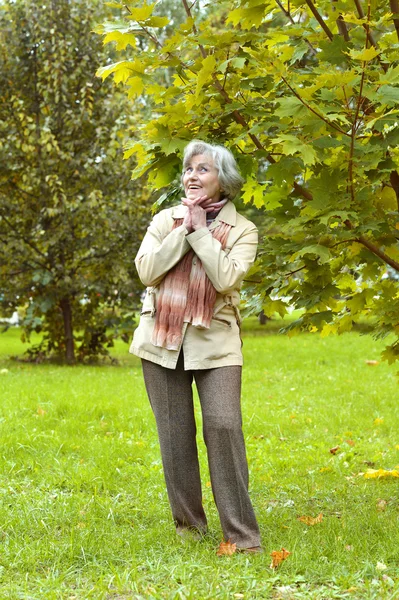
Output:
top-left (1, 0), bottom-right (399, 597)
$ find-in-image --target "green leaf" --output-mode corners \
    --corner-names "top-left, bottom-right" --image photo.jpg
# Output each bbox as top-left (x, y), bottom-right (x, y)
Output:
top-left (318, 36), bottom-right (349, 65)
top-left (144, 16), bottom-right (169, 27)
top-left (292, 245), bottom-right (331, 264)
top-left (379, 65), bottom-right (399, 85)
top-left (376, 85), bottom-right (399, 106)
top-left (149, 156), bottom-right (180, 188)
top-left (275, 97), bottom-right (307, 118)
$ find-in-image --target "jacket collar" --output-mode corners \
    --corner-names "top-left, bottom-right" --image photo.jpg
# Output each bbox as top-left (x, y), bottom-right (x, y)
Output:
top-left (171, 200), bottom-right (237, 227)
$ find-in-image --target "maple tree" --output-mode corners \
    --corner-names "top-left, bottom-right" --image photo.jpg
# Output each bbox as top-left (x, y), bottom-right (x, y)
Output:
top-left (0, 0), bottom-right (150, 362)
top-left (95, 0), bottom-right (399, 365)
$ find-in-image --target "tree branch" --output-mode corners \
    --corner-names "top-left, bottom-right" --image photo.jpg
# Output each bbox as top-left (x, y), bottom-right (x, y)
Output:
top-left (278, 72), bottom-right (351, 137)
top-left (353, 0), bottom-right (388, 72)
top-left (390, 0), bottom-right (399, 43)
top-left (305, 0), bottom-right (334, 40)
top-left (275, 0), bottom-right (317, 55)
top-left (337, 15), bottom-right (350, 40)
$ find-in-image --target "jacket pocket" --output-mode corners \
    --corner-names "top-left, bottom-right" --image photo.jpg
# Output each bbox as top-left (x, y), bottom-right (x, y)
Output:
top-left (212, 316), bottom-right (232, 329)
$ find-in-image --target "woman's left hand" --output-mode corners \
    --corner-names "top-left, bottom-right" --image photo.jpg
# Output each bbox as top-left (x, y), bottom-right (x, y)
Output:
top-left (182, 196), bottom-right (208, 232)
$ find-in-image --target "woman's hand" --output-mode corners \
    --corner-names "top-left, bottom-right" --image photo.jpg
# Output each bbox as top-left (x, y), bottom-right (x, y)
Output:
top-left (182, 195), bottom-right (208, 233)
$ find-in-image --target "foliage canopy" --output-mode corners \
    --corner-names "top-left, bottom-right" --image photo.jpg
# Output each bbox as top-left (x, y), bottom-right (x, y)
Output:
top-left (96, 0), bottom-right (399, 367)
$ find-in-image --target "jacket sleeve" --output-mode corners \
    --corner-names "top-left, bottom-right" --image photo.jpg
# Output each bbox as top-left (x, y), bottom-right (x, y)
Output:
top-left (186, 223), bottom-right (258, 293)
top-left (135, 211), bottom-right (191, 287)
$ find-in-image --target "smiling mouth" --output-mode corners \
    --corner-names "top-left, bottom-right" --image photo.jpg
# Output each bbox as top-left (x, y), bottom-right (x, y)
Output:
top-left (188, 185), bottom-right (201, 189)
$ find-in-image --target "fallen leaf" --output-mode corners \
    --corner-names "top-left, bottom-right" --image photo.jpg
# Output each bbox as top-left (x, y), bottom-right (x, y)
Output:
top-left (270, 547), bottom-right (291, 568)
top-left (376, 498), bottom-right (387, 512)
top-left (297, 513), bottom-right (323, 526)
top-left (366, 360), bottom-right (379, 366)
top-left (0, 368), bottom-right (9, 374)
top-left (217, 540), bottom-right (236, 556)
top-left (345, 545), bottom-right (353, 551)
top-left (330, 446), bottom-right (340, 454)
top-left (374, 417), bottom-right (384, 426)
top-left (206, 481), bottom-right (211, 488)
top-left (363, 468), bottom-right (399, 479)
top-left (37, 407), bottom-right (47, 416)
top-left (376, 561), bottom-right (387, 571)
top-left (346, 439), bottom-right (355, 446)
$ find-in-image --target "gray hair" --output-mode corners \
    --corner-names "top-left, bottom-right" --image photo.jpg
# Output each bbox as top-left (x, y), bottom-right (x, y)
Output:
top-left (182, 140), bottom-right (243, 200)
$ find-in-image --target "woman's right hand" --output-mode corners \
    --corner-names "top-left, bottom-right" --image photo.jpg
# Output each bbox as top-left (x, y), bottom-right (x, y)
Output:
top-left (182, 195), bottom-right (209, 233)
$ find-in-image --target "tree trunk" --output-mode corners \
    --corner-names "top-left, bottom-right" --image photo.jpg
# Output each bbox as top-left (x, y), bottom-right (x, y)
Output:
top-left (258, 310), bottom-right (269, 325)
top-left (60, 297), bottom-right (75, 364)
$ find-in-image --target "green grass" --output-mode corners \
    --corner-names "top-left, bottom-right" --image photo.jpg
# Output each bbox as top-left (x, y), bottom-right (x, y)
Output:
top-left (0, 325), bottom-right (398, 599)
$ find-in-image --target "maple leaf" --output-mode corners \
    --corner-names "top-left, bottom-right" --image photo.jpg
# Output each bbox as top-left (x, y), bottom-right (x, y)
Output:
top-left (297, 513), bottom-right (323, 526)
top-left (217, 540), bottom-right (237, 556)
top-left (270, 548), bottom-right (291, 568)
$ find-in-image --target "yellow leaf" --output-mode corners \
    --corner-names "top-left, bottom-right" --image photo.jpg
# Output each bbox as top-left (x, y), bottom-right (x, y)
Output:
top-left (297, 513), bottom-right (323, 526)
top-left (103, 31), bottom-right (136, 50)
top-left (37, 407), bottom-right (47, 416)
top-left (217, 540), bottom-right (237, 556)
top-left (126, 4), bottom-right (155, 21)
top-left (349, 47), bottom-right (380, 62)
top-left (196, 55), bottom-right (216, 97)
top-left (126, 76), bottom-right (144, 99)
top-left (374, 417), bottom-right (384, 425)
top-left (363, 468), bottom-right (399, 479)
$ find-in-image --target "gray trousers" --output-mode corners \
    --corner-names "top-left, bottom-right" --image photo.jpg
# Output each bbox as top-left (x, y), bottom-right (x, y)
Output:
top-left (141, 353), bottom-right (261, 548)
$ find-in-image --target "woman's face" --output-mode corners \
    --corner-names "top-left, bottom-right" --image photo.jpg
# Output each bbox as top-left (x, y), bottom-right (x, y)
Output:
top-left (183, 154), bottom-right (221, 206)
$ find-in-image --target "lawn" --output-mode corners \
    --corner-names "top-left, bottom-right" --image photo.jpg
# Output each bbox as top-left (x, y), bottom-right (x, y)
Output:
top-left (0, 324), bottom-right (398, 599)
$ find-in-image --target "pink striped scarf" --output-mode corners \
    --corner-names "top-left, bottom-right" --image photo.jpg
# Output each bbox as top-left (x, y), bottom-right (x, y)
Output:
top-left (151, 218), bottom-right (232, 350)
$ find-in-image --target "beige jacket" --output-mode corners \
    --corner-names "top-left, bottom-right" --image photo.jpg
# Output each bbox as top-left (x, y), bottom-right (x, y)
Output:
top-left (130, 201), bottom-right (258, 370)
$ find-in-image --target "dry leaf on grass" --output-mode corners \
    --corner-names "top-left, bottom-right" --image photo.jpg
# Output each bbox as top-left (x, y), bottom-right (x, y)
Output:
top-left (330, 446), bottom-right (340, 454)
top-left (216, 540), bottom-right (237, 556)
top-left (365, 360), bottom-right (379, 366)
top-left (297, 513), bottom-right (323, 526)
top-left (270, 548), bottom-right (291, 568)
top-left (363, 469), bottom-right (399, 479)
top-left (376, 498), bottom-right (387, 511)
top-left (37, 407), bottom-right (47, 416)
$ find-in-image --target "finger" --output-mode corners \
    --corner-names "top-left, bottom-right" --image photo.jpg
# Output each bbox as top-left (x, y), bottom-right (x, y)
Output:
top-left (192, 195), bottom-right (210, 206)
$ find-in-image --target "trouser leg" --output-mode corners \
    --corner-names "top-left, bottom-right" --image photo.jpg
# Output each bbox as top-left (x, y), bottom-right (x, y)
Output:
top-left (141, 355), bottom-right (207, 532)
top-left (194, 366), bottom-right (261, 549)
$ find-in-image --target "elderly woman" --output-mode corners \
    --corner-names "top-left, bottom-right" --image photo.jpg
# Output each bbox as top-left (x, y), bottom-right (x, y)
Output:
top-left (130, 140), bottom-right (261, 552)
